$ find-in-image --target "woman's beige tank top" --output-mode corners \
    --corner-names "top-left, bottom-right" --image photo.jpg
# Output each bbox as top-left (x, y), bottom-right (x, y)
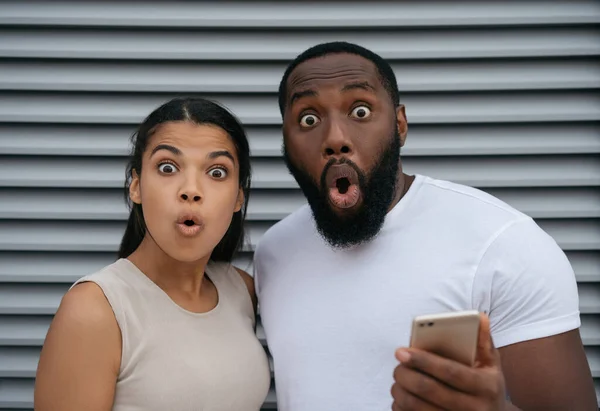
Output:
top-left (72, 258), bottom-right (271, 411)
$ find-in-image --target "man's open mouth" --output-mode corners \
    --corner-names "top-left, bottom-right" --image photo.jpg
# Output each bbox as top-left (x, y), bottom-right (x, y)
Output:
top-left (325, 164), bottom-right (361, 209)
top-left (336, 177), bottom-right (351, 194)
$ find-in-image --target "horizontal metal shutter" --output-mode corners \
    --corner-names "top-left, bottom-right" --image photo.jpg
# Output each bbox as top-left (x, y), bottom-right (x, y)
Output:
top-left (0, 1), bottom-right (599, 408)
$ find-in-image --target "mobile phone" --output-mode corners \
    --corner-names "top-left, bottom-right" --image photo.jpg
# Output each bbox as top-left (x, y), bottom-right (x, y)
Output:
top-left (409, 310), bottom-right (481, 366)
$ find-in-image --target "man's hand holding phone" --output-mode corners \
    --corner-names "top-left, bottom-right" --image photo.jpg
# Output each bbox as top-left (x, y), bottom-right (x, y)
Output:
top-left (391, 313), bottom-right (515, 411)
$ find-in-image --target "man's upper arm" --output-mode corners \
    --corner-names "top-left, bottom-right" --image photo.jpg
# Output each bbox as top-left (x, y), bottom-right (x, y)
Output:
top-left (474, 217), bottom-right (596, 409)
top-left (252, 232), bottom-right (272, 300)
top-left (500, 330), bottom-right (596, 410)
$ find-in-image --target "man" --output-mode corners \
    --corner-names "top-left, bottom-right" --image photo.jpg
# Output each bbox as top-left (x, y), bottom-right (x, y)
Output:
top-left (253, 42), bottom-right (597, 410)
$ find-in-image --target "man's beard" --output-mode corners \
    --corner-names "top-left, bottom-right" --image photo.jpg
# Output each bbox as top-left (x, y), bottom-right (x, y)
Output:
top-left (283, 130), bottom-right (400, 249)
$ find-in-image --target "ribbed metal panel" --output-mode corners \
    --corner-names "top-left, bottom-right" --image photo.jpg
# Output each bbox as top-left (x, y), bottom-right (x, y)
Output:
top-left (0, 1), bottom-right (598, 409)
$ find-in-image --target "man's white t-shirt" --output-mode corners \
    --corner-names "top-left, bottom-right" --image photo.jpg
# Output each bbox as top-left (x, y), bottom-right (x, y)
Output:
top-left (253, 174), bottom-right (580, 411)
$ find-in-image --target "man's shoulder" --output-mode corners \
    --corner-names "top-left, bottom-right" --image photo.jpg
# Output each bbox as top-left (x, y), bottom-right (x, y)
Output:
top-left (422, 176), bottom-right (522, 215)
top-left (418, 175), bottom-right (527, 225)
top-left (256, 204), bottom-right (313, 253)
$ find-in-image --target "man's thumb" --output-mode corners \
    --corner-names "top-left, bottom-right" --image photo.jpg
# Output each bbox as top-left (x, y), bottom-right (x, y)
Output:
top-left (476, 313), bottom-right (500, 367)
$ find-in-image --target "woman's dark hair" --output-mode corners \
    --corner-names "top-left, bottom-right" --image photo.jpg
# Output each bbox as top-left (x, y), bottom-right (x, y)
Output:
top-left (117, 97), bottom-right (251, 262)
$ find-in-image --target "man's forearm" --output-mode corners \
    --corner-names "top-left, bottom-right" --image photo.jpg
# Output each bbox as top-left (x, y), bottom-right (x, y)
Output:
top-left (506, 401), bottom-right (522, 411)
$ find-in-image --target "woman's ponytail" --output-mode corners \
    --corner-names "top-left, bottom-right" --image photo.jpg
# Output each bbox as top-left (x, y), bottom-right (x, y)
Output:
top-left (118, 204), bottom-right (145, 258)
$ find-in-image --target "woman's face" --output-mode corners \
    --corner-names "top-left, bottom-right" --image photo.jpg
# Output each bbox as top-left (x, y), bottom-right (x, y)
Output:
top-left (129, 121), bottom-right (243, 263)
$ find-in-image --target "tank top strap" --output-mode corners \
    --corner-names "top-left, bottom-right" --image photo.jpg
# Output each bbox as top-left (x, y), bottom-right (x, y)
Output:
top-left (70, 259), bottom-right (148, 377)
top-left (70, 258), bottom-right (147, 324)
top-left (206, 261), bottom-right (255, 325)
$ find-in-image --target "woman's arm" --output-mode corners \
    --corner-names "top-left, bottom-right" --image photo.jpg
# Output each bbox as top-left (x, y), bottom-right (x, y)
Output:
top-left (34, 282), bottom-right (121, 411)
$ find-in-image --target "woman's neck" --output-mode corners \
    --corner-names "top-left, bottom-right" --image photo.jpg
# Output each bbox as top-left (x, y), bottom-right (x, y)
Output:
top-left (127, 235), bottom-right (211, 297)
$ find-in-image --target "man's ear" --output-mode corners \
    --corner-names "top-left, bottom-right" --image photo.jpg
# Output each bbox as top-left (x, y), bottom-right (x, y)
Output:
top-left (234, 187), bottom-right (244, 213)
top-left (396, 105), bottom-right (408, 147)
top-left (129, 170), bottom-right (142, 205)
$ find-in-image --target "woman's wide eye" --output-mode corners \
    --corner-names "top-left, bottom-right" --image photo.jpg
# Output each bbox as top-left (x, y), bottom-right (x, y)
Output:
top-left (209, 168), bottom-right (228, 179)
top-left (158, 163), bottom-right (178, 174)
top-left (350, 105), bottom-right (372, 119)
top-left (299, 114), bottom-right (320, 128)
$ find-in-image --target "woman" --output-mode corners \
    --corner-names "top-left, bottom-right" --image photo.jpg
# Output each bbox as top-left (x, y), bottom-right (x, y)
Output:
top-left (34, 97), bottom-right (271, 410)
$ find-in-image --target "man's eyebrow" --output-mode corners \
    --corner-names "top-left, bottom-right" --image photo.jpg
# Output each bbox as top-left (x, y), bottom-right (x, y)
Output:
top-left (289, 89), bottom-right (318, 106)
top-left (208, 150), bottom-right (235, 164)
top-left (341, 81), bottom-right (376, 93)
top-left (150, 144), bottom-right (182, 157)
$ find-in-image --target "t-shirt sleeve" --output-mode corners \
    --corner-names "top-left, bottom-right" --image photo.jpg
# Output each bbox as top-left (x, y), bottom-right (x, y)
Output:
top-left (472, 217), bottom-right (580, 348)
top-left (252, 236), bottom-right (268, 299)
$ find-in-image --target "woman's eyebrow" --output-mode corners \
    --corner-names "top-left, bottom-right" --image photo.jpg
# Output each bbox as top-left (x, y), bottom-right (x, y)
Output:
top-left (150, 144), bottom-right (182, 157)
top-left (207, 150), bottom-right (235, 164)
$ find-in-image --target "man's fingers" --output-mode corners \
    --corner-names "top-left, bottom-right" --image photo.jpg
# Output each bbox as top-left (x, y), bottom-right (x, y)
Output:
top-left (396, 347), bottom-right (486, 394)
top-left (476, 313), bottom-right (501, 367)
top-left (391, 380), bottom-right (446, 411)
top-left (393, 363), bottom-right (477, 410)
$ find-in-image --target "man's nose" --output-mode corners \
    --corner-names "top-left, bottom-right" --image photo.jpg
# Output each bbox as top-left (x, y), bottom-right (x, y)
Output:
top-left (322, 119), bottom-right (353, 158)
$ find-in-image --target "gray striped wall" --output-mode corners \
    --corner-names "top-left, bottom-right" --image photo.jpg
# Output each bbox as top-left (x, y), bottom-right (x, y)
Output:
top-left (0, 1), bottom-right (599, 408)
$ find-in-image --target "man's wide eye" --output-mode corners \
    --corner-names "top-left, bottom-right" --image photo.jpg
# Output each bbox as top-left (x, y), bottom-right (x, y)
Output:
top-left (300, 114), bottom-right (320, 128)
top-left (350, 106), bottom-right (372, 119)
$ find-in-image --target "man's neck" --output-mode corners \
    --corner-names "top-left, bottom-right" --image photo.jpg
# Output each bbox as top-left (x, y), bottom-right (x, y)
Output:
top-left (387, 172), bottom-right (415, 213)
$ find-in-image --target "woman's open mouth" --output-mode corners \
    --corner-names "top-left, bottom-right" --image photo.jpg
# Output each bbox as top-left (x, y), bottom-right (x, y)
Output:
top-left (176, 214), bottom-right (204, 237)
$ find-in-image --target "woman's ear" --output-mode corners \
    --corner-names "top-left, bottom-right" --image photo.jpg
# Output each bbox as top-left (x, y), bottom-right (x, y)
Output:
top-left (129, 170), bottom-right (142, 205)
top-left (234, 187), bottom-right (245, 213)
